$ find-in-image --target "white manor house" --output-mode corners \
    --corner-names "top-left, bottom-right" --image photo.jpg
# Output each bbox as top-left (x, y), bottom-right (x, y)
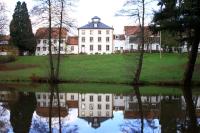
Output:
top-left (34, 16), bottom-right (162, 55)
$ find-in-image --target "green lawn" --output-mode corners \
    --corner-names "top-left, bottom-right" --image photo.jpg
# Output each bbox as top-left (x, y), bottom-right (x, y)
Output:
top-left (0, 53), bottom-right (199, 83)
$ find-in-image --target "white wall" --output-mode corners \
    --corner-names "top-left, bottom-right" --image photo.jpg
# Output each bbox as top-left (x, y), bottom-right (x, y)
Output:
top-left (35, 39), bottom-right (67, 55)
top-left (66, 45), bottom-right (78, 54)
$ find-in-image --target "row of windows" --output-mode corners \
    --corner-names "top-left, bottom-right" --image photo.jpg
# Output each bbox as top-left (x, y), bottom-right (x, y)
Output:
top-left (81, 30), bottom-right (110, 35)
top-left (81, 111), bottom-right (110, 117)
top-left (81, 45), bottom-right (110, 51)
top-left (88, 95), bottom-right (110, 102)
top-left (81, 37), bottom-right (110, 43)
top-left (38, 39), bottom-right (64, 44)
top-left (36, 46), bottom-right (64, 52)
top-left (37, 94), bottom-right (64, 100)
top-left (37, 101), bottom-right (65, 107)
top-left (81, 103), bottom-right (110, 110)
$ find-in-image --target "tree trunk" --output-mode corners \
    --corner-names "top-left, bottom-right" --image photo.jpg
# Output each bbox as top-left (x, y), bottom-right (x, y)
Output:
top-left (48, 0), bottom-right (55, 82)
top-left (134, 86), bottom-right (144, 132)
top-left (55, 86), bottom-right (62, 133)
top-left (182, 29), bottom-right (200, 133)
top-left (56, 0), bottom-right (64, 81)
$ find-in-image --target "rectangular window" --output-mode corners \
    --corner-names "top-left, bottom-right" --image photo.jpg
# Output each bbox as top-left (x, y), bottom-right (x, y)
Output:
top-left (37, 47), bottom-right (40, 51)
top-left (60, 94), bottom-right (63, 99)
top-left (43, 47), bottom-right (46, 51)
top-left (43, 40), bottom-right (47, 44)
top-left (98, 96), bottom-right (101, 102)
top-left (81, 30), bottom-right (85, 35)
top-left (43, 102), bottom-right (46, 107)
top-left (54, 40), bottom-right (57, 44)
top-left (106, 95), bottom-right (109, 102)
top-left (60, 47), bottom-right (63, 51)
top-left (37, 40), bottom-right (41, 44)
top-left (106, 45), bottom-right (109, 51)
top-left (90, 45), bottom-right (93, 51)
top-left (82, 37), bottom-right (85, 43)
top-left (82, 103), bottom-right (85, 109)
top-left (106, 104), bottom-right (110, 109)
top-left (37, 95), bottom-right (40, 99)
top-left (115, 47), bottom-right (118, 50)
top-left (54, 47), bottom-right (57, 51)
top-left (106, 37), bottom-right (110, 42)
top-left (71, 95), bottom-right (74, 100)
top-left (90, 96), bottom-right (93, 102)
top-left (90, 30), bottom-right (93, 35)
top-left (90, 37), bottom-right (93, 42)
top-left (98, 45), bottom-right (101, 51)
top-left (89, 104), bottom-right (93, 110)
top-left (71, 46), bottom-right (74, 51)
top-left (98, 30), bottom-right (101, 34)
top-left (98, 104), bottom-right (101, 109)
top-left (60, 40), bottom-right (64, 44)
top-left (98, 37), bottom-right (101, 42)
top-left (131, 45), bottom-right (133, 50)
top-left (43, 94), bottom-right (46, 99)
top-left (106, 30), bottom-right (110, 34)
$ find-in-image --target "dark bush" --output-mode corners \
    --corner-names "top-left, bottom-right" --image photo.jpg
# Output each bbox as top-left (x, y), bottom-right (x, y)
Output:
top-left (0, 55), bottom-right (16, 64)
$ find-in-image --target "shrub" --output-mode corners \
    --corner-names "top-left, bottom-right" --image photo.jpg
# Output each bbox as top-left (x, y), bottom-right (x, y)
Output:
top-left (0, 55), bottom-right (16, 64)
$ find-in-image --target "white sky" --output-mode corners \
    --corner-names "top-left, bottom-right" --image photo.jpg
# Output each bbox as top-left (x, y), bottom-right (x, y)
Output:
top-left (1, 0), bottom-right (159, 35)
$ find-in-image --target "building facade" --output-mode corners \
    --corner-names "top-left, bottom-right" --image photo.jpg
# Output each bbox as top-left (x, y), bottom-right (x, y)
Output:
top-left (124, 26), bottom-right (161, 52)
top-left (78, 16), bottom-right (114, 54)
top-left (35, 28), bottom-right (68, 55)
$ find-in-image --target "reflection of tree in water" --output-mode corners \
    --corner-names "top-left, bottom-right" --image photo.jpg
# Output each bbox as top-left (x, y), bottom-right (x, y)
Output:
top-left (9, 92), bottom-right (37, 133)
top-left (0, 106), bottom-right (10, 133)
top-left (31, 117), bottom-right (79, 133)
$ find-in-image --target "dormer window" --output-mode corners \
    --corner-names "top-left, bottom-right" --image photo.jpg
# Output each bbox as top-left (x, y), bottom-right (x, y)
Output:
top-left (94, 23), bottom-right (97, 28)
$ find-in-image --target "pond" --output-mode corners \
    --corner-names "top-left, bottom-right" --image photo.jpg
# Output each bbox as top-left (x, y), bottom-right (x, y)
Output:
top-left (0, 84), bottom-right (200, 133)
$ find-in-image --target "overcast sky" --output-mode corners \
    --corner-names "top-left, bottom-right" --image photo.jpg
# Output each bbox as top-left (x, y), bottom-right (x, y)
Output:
top-left (1, 0), bottom-right (159, 35)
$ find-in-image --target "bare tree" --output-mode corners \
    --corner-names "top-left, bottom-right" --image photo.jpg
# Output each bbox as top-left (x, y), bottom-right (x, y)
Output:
top-left (0, 1), bottom-right (8, 34)
top-left (32, 0), bottom-right (77, 82)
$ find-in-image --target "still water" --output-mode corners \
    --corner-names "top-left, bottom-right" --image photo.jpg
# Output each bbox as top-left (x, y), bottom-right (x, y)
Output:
top-left (0, 85), bottom-right (199, 133)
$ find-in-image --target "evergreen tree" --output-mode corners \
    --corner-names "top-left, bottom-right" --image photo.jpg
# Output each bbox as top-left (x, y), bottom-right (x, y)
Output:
top-left (10, 1), bottom-right (36, 55)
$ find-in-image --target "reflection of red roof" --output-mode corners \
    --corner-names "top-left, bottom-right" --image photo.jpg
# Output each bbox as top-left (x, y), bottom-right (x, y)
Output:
top-left (66, 101), bottom-right (78, 108)
top-left (36, 107), bottom-right (68, 117)
top-left (35, 27), bottom-right (68, 39)
top-left (67, 36), bottom-right (78, 45)
top-left (124, 110), bottom-right (160, 119)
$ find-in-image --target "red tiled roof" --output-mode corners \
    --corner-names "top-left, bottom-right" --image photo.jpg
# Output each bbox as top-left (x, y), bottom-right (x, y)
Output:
top-left (35, 27), bottom-right (68, 39)
top-left (124, 26), bottom-right (152, 36)
top-left (67, 36), bottom-right (78, 45)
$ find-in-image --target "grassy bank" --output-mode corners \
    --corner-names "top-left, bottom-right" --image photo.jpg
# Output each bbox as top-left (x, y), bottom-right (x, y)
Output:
top-left (0, 53), bottom-right (199, 84)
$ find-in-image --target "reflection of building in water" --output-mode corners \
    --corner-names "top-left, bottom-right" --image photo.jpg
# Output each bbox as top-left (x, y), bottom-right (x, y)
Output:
top-left (0, 91), bottom-right (19, 106)
top-left (66, 93), bottom-right (79, 108)
top-left (35, 92), bottom-right (68, 117)
top-left (124, 95), bottom-right (162, 119)
top-left (78, 93), bottom-right (113, 128)
top-left (113, 94), bottom-right (125, 110)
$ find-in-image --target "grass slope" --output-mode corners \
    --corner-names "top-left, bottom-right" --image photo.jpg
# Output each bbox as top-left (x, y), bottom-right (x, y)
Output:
top-left (0, 53), bottom-right (199, 83)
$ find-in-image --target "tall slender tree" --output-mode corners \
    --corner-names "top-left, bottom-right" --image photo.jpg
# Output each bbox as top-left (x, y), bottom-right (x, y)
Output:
top-left (10, 1), bottom-right (36, 55)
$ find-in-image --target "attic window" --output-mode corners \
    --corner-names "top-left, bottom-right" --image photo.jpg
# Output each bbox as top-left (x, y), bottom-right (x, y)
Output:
top-left (94, 23), bottom-right (97, 28)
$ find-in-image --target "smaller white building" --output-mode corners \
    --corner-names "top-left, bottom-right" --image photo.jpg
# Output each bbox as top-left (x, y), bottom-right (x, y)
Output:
top-left (66, 36), bottom-right (79, 54)
top-left (113, 34), bottom-right (125, 53)
top-left (35, 27), bottom-right (68, 55)
top-left (124, 26), bottom-right (161, 52)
